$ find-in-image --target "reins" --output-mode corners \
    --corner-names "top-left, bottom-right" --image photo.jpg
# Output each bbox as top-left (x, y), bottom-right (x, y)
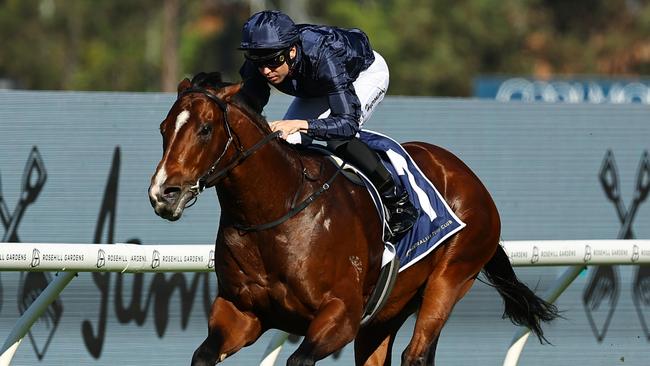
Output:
top-left (233, 165), bottom-right (342, 231)
top-left (177, 86), bottom-right (342, 232)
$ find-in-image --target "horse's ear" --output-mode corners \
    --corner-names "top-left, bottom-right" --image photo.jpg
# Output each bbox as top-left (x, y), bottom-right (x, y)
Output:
top-left (177, 78), bottom-right (192, 96)
top-left (217, 82), bottom-right (243, 102)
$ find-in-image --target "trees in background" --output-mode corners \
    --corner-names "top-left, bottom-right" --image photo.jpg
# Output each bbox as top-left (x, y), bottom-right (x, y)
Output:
top-left (0, 0), bottom-right (648, 95)
top-left (0, 0), bottom-right (162, 90)
top-left (315, 0), bottom-right (650, 95)
top-left (0, 0), bottom-right (250, 91)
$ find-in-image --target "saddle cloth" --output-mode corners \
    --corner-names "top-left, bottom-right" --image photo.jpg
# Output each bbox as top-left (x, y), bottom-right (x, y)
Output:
top-left (357, 130), bottom-right (466, 272)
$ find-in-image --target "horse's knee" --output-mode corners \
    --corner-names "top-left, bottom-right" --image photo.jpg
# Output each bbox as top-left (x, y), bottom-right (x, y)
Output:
top-left (190, 296), bottom-right (263, 366)
top-left (191, 337), bottom-right (220, 366)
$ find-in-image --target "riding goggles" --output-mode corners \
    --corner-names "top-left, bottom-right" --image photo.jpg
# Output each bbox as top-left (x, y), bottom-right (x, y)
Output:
top-left (245, 48), bottom-right (289, 69)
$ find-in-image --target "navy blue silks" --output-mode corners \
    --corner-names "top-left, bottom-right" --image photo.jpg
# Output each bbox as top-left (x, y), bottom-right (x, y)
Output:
top-left (239, 15), bottom-right (375, 140)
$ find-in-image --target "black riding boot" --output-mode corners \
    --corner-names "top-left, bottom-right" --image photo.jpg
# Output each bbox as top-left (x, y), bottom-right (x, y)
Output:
top-left (380, 185), bottom-right (419, 241)
top-left (330, 138), bottom-right (418, 242)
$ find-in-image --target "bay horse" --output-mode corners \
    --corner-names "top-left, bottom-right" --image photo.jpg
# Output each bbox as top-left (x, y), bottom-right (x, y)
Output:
top-left (148, 73), bottom-right (558, 365)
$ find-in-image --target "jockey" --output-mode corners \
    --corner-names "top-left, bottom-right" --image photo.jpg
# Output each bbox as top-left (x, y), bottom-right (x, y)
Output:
top-left (238, 10), bottom-right (418, 242)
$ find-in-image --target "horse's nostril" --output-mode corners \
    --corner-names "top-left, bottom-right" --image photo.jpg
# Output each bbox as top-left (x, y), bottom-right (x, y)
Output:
top-left (162, 186), bottom-right (181, 202)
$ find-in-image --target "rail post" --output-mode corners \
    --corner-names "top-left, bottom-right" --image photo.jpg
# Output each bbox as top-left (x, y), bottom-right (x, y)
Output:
top-left (0, 271), bottom-right (77, 366)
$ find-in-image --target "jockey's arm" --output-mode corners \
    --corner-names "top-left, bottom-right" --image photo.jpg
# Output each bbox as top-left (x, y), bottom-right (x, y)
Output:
top-left (305, 88), bottom-right (361, 140)
top-left (305, 51), bottom-right (362, 140)
top-left (270, 88), bottom-right (361, 141)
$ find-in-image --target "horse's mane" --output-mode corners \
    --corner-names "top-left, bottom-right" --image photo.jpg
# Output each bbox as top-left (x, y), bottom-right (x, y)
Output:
top-left (189, 72), bottom-right (271, 133)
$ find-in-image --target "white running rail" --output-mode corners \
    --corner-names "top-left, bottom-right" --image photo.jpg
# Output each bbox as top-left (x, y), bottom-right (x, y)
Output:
top-left (1, 240), bottom-right (649, 365)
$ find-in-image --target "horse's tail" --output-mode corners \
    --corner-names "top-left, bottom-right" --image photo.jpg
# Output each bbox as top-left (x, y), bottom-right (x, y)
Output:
top-left (482, 244), bottom-right (560, 344)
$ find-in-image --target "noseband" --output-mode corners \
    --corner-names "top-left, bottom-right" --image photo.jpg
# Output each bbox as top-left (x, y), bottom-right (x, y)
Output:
top-left (177, 87), bottom-right (280, 197)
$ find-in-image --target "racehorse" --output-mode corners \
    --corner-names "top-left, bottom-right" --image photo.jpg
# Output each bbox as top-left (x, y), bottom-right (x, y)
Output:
top-left (148, 72), bottom-right (559, 366)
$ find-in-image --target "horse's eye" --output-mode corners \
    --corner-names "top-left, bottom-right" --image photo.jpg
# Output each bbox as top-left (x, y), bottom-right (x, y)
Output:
top-left (199, 123), bottom-right (212, 136)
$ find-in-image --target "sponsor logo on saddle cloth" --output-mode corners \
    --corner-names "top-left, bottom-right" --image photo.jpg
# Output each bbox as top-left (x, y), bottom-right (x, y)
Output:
top-left (358, 130), bottom-right (466, 272)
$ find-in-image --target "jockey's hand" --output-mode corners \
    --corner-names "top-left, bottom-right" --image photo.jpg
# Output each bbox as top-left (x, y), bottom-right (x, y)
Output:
top-left (270, 119), bottom-right (308, 140)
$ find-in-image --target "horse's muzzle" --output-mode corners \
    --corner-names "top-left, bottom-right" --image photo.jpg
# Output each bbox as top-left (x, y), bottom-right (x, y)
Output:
top-left (149, 184), bottom-right (194, 221)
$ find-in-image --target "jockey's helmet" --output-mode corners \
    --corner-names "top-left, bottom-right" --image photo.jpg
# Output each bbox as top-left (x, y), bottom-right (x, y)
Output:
top-left (239, 10), bottom-right (298, 51)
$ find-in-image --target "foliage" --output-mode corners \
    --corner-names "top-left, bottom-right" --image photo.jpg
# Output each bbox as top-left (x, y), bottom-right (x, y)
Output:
top-left (0, 0), bottom-right (161, 91)
top-left (0, 0), bottom-right (648, 95)
top-left (312, 0), bottom-right (650, 95)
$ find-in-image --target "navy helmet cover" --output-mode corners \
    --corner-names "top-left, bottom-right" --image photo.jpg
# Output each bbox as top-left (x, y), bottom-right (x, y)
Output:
top-left (239, 10), bottom-right (299, 51)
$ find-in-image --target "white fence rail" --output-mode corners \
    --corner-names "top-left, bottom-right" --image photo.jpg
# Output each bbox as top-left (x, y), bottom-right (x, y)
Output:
top-left (0, 243), bottom-right (215, 273)
top-left (1, 240), bottom-right (648, 273)
top-left (1, 240), bottom-right (649, 366)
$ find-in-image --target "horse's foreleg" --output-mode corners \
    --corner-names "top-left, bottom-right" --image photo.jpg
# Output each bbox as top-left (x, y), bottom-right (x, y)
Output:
top-left (287, 298), bottom-right (359, 366)
top-left (354, 323), bottom-right (399, 366)
top-left (401, 266), bottom-right (477, 366)
top-left (191, 295), bottom-right (262, 366)
top-left (354, 302), bottom-right (414, 366)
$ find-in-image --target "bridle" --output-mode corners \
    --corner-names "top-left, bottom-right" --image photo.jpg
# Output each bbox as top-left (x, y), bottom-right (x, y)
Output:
top-left (177, 87), bottom-right (280, 198)
top-left (174, 85), bottom-right (341, 231)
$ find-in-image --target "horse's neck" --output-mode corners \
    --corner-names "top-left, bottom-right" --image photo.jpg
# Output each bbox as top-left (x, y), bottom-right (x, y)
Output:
top-left (216, 121), bottom-right (303, 225)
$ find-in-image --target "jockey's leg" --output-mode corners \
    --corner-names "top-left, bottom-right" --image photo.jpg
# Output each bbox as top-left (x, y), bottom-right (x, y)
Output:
top-left (191, 295), bottom-right (263, 365)
top-left (328, 138), bottom-right (418, 242)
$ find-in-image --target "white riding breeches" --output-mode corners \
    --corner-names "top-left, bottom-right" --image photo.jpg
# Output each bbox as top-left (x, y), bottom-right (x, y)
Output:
top-left (282, 51), bottom-right (390, 144)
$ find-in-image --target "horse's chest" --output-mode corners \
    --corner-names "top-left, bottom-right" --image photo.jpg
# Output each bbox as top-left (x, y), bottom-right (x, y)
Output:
top-left (219, 264), bottom-right (309, 315)
top-left (217, 264), bottom-right (269, 307)
top-left (217, 235), bottom-right (317, 315)
top-left (233, 281), bottom-right (269, 310)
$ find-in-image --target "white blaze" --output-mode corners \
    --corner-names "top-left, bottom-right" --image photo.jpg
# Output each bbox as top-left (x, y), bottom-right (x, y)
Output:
top-left (174, 110), bottom-right (190, 134)
top-left (150, 167), bottom-right (168, 201)
top-left (150, 110), bottom-right (190, 203)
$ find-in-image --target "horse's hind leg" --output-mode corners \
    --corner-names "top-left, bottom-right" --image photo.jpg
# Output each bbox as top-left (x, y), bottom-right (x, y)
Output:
top-left (401, 261), bottom-right (481, 366)
top-left (191, 295), bottom-right (262, 365)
